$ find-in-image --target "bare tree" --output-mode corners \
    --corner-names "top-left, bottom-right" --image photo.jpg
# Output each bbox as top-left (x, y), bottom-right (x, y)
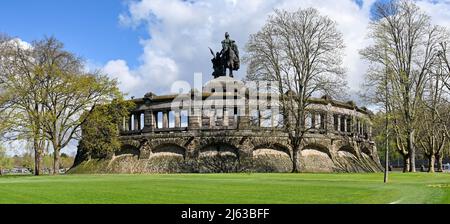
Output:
top-left (360, 0), bottom-right (446, 172)
top-left (432, 42), bottom-right (450, 171)
top-left (437, 42), bottom-right (450, 90)
top-left (245, 8), bottom-right (346, 172)
top-left (416, 66), bottom-right (449, 172)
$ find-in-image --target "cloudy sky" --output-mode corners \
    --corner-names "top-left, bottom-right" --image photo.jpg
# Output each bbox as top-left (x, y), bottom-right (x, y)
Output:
top-left (1, 0), bottom-right (450, 154)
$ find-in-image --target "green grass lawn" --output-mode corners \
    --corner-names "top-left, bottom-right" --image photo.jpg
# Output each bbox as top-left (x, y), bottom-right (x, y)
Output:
top-left (0, 173), bottom-right (449, 204)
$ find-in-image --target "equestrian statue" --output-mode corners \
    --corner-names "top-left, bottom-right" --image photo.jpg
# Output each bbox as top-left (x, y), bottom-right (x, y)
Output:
top-left (209, 32), bottom-right (240, 78)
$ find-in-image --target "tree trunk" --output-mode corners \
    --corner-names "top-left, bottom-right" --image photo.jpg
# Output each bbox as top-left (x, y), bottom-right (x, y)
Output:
top-left (403, 156), bottom-right (410, 173)
top-left (428, 154), bottom-right (435, 173)
top-left (33, 141), bottom-right (41, 176)
top-left (407, 130), bottom-right (416, 172)
top-left (292, 147), bottom-right (299, 173)
top-left (34, 149), bottom-right (41, 176)
top-left (436, 154), bottom-right (443, 172)
top-left (53, 149), bottom-right (60, 175)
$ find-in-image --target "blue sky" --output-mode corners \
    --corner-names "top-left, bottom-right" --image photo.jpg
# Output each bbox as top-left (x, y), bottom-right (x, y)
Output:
top-left (0, 0), bottom-right (146, 68)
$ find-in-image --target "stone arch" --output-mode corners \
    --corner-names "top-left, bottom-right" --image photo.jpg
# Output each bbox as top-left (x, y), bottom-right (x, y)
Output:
top-left (253, 143), bottom-right (291, 156)
top-left (334, 144), bottom-right (371, 172)
top-left (146, 143), bottom-right (187, 173)
top-left (360, 146), bottom-right (372, 157)
top-left (252, 143), bottom-right (292, 173)
top-left (358, 145), bottom-right (381, 172)
top-left (198, 137), bottom-right (241, 150)
top-left (338, 144), bottom-right (358, 157)
top-left (301, 143), bottom-right (331, 157)
top-left (151, 143), bottom-right (187, 159)
top-left (197, 142), bottom-right (242, 173)
top-left (198, 142), bottom-right (240, 157)
top-left (116, 142), bottom-right (140, 158)
top-left (149, 137), bottom-right (188, 149)
top-left (299, 143), bottom-right (334, 173)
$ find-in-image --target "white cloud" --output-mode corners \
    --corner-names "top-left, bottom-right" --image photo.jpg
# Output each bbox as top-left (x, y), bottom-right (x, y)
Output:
top-left (9, 38), bottom-right (32, 50)
top-left (416, 0), bottom-right (450, 28)
top-left (104, 0), bottom-right (450, 99)
top-left (103, 60), bottom-right (142, 96)
top-left (0, 38), bottom-right (32, 52)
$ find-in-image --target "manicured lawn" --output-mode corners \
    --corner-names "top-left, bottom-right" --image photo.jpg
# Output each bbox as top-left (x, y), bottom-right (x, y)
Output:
top-left (0, 173), bottom-right (449, 204)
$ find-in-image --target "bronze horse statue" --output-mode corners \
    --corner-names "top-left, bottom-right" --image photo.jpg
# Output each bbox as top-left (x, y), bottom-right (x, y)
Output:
top-left (209, 32), bottom-right (240, 78)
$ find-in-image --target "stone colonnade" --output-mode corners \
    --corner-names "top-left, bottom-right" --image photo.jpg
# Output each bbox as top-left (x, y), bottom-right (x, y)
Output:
top-left (120, 106), bottom-right (372, 140)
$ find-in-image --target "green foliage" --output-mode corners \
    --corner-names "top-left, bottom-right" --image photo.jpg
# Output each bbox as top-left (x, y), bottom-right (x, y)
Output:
top-left (0, 147), bottom-right (12, 173)
top-left (40, 153), bottom-right (74, 170)
top-left (79, 98), bottom-right (135, 157)
top-left (371, 112), bottom-right (402, 162)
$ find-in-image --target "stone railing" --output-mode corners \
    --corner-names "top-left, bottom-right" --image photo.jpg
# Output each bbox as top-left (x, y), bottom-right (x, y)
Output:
top-left (119, 93), bottom-right (373, 140)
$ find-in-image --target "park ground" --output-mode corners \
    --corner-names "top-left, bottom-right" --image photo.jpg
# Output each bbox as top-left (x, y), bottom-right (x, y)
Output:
top-left (0, 173), bottom-right (449, 204)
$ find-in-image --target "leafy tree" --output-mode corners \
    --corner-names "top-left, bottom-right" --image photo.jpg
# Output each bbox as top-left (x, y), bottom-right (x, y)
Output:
top-left (0, 36), bottom-right (122, 175)
top-left (0, 34), bottom-right (48, 175)
top-left (76, 98), bottom-right (134, 162)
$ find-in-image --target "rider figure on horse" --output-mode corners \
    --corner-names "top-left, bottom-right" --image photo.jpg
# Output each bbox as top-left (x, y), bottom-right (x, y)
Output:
top-left (220, 32), bottom-right (239, 77)
top-left (210, 32), bottom-right (240, 78)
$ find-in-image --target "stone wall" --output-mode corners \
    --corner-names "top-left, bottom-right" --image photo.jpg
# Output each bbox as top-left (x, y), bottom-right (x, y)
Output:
top-left (70, 130), bottom-right (383, 174)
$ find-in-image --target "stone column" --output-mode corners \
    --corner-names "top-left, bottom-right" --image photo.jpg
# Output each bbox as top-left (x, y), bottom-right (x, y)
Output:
top-left (358, 120), bottom-right (362, 135)
top-left (163, 111), bottom-right (169, 129)
top-left (223, 109), bottom-right (229, 127)
top-left (209, 109), bottom-right (215, 127)
top-left (271, 108), bottom-right (275, 128)
top-left (326, 111), bottom-right (333, 134)
top-left (151, 112), bottom-right (156, 129)
top-left (174, 111), bottom-right (181, 128)
top-left (316, 112), bottom-right (325, 131)
top-left (343, 116), bottom-right (347, 133)
top-left (317, 113), bottom-right (322, 130)
top-left (258, 110), bottom-right (262, 127)
top-left (188, 108), bottom-right (201, 129)
top-left (238, 92), bottom-right (251, 129)
top-left (355, 119), bottom-right (359, 135)
top-left (143, 110), bottom-right (154, 132)
top-left (352, 117), bottom-right (356, 136)
top-left (322, 113), bottom-right (327, 130)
